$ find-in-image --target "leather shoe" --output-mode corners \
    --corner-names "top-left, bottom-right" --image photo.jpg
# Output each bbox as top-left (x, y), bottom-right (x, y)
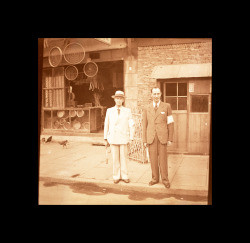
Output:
top-left (149, 181), bottom-right (159, 186)
top-left (114, 179), bottom-right (120, 184)
top-left (122, 179), bottom-right (130, 183)
top-left (163, 182), bottom-right (170, 188)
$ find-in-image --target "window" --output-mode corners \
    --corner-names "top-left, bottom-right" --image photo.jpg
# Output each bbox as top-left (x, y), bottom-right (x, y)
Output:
top-left (164, 82), bottom-right (187, 110)
top-left (191, 95), bottom-right (209, 112)
top-left (43, 67), bottom-right (65, 108)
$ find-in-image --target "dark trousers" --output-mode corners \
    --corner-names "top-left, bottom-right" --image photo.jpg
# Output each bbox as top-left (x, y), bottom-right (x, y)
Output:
top-left (148, 134), bottom-right (169, 183)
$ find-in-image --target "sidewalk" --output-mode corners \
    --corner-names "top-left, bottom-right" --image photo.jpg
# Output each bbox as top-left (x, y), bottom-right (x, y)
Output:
top-left (39, 135), bottom-right (209, 198)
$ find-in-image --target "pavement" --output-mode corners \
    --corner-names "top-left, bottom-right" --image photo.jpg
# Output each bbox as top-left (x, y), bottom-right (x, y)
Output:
top-left (39, 134), bottom-right (210, 200)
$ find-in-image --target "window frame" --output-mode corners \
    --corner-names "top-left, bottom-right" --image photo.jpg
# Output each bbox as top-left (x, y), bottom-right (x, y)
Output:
top-left (163, 82), bottom-right (188, 113)
top-left (190, 94), bottom-right (209, 114)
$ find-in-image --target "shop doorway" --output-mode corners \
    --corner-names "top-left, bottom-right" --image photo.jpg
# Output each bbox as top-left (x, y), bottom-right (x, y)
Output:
top-left (71, 60), bottom-right (124, 108)
top-left (70, 60), bottom-right (124, 133)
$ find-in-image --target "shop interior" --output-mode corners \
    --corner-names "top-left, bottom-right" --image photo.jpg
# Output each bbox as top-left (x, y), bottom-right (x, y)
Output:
top-left (42, 60), bottom-right (124, 133)
top-left (70, 60), bottom-right (124, 109)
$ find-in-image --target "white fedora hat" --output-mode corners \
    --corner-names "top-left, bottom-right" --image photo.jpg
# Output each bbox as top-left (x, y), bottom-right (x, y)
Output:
top-left (111, 90), bottom-right (125, 98)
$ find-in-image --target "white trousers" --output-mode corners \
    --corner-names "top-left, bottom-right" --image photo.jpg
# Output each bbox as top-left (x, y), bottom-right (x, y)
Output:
top-left (110, 144), bottom-right (129, 180)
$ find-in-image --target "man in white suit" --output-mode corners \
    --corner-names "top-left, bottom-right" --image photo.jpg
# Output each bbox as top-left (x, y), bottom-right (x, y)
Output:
top-left (104, 91), bottom-right (135, 184)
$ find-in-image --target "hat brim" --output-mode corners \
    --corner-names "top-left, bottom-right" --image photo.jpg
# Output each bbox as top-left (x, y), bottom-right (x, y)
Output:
top-left (111, 95), bottom-right (125, 98)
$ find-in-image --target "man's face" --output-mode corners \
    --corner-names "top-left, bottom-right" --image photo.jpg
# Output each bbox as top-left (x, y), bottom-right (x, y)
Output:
top-left (151, 88), bottom-right (161, 103)
top-left (114, 97), bottom-right (124, 107)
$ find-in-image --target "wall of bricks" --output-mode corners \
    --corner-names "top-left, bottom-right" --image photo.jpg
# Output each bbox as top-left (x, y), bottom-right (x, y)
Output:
top-left (137, 41), bottom-right (212, 108)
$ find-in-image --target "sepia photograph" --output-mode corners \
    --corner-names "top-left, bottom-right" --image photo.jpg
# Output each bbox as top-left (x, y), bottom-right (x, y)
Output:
top-left (38, 38), bottom-right (212, 205)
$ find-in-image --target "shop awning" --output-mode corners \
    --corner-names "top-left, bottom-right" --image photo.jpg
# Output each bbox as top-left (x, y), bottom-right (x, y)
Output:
top-left (151, 63), bottom-right (212, 79)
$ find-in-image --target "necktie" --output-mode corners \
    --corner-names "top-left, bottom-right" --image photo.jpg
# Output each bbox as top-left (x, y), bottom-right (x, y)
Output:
top-left (154, 104), bottom-right (158, 113)
top-left (117, 108), bottom-right (120, 115)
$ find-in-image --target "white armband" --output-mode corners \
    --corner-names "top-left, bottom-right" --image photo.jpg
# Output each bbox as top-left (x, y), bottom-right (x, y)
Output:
top-left (167, 115), bottom-right (174, 124)
top-left (129, 119), bottom-right (135, 128)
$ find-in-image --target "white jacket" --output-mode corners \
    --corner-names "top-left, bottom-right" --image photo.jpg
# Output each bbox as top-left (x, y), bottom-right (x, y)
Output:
top-left (104, 106), bottom-right (135, 144)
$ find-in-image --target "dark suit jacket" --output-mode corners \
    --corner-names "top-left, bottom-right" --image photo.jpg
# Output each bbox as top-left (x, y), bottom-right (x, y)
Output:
top-left (142, 101), bottom-right (174, 144)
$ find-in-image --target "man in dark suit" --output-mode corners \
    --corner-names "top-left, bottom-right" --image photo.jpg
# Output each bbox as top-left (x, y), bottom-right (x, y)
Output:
top-left (142, 87), bottom-right (174, 188)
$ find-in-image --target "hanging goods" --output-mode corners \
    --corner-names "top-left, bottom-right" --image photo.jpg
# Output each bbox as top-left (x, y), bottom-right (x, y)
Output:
top-left (65, 65), bottom-right (78, 80)
top-left (84, 61), bottom-right (98, 77)
top-left (63, 42), bottom-right (85, 64)
top-left (48, 46), bottom-right (63, 67)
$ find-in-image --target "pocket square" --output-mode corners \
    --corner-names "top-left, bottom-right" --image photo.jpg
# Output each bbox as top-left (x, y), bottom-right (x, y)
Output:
top-left (161, 112), bottom-right (165, 114)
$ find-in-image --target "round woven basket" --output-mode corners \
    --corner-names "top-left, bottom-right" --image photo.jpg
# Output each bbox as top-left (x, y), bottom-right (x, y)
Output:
top-left (77, 110), bottom-right (85, 117)
top-left (63, 122), bottom-right (71, 130)
top-left (53, 120), bottom-right (60, 129)
top-left (63, 42), bottom-right (85, 64)
top-left (59, 118), bottom-right (66, 125)
top-left (73, 120), bottom-right (81, 130)
top-left (65, 65), bottom-right (78, 80)
top-left (48, 46), bottom-right (63, 67)
top-left (57, 110), bottom-right (65, 118)
top-left (69, 110), bottom-right (77, 117)
top-left (82, 122), bottom-right (90, 131)
top-left (83, 61), bottom-right (98, 77)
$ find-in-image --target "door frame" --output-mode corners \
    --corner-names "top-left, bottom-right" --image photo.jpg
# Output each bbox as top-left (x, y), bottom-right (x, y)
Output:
top-left (161, 79), bottom-right (189, 153)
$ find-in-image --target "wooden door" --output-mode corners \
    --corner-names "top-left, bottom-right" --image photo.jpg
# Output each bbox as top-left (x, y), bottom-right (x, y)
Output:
top-left (188, 79), bottom-right (211, 154)
top-left (162, 81), bottom-right (188, 153)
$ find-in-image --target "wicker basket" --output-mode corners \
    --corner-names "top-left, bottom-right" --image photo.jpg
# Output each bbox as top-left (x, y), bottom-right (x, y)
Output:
top-left (48, 46), bottom-right (63, 67)
top-left (63, 42), bottom-right (85, 64)
top-left (57, 110), bottom-right (65, 118)
top-left (69, 110), bottom-right (77, 117)
top-left (77, 110), bottom-right (85, 117)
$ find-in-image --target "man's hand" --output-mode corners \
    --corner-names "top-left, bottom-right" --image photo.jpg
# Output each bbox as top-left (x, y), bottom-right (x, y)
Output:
top-left (167, 141), bottom-right (172, 146)
top-left (104, 139), bottom-right (109, 146)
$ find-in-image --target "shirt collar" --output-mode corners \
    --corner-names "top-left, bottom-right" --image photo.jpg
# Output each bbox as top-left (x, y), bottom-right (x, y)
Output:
top-left (115, 105), bottom-right (123, 109)
top-left (153, 100), bottom-right (160, 107)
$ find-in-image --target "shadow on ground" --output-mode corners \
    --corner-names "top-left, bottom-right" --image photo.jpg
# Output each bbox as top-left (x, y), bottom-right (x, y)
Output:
top-left (42, 180), bottom-right (207, 203)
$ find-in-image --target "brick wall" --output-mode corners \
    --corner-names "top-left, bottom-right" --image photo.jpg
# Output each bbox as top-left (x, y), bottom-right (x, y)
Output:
top-left (137, 41), bottom-right (212, 107)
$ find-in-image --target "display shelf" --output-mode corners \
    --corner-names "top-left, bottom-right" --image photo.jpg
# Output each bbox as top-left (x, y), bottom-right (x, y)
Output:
top-left (42, 107), bottom-right (104, 133)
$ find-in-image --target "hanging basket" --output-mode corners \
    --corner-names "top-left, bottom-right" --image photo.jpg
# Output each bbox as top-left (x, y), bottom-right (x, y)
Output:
top-left (65, 65), bottom-right (78, 80)
top-left (48, 46), bottom-right (63, 67)
top-left (63, 42), bottom-right (85, 64)
top-left (83, 61), bottom-right (98, 77)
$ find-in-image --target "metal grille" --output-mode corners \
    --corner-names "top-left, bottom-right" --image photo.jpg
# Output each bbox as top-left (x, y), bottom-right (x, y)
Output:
top-left (128, 108), bottom-right (148, 163)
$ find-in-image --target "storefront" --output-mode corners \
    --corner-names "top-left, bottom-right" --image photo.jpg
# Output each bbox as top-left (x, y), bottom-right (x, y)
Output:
top-left (41, 38), bottom-right (128, 135)
top-left (40, 38), bottom-right (212, 155)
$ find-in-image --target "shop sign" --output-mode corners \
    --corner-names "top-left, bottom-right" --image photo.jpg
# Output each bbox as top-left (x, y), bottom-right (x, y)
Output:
top-left (189, 83), bottom-right (194, 92)
top-left (94, 38), bottom-right (111, 45)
